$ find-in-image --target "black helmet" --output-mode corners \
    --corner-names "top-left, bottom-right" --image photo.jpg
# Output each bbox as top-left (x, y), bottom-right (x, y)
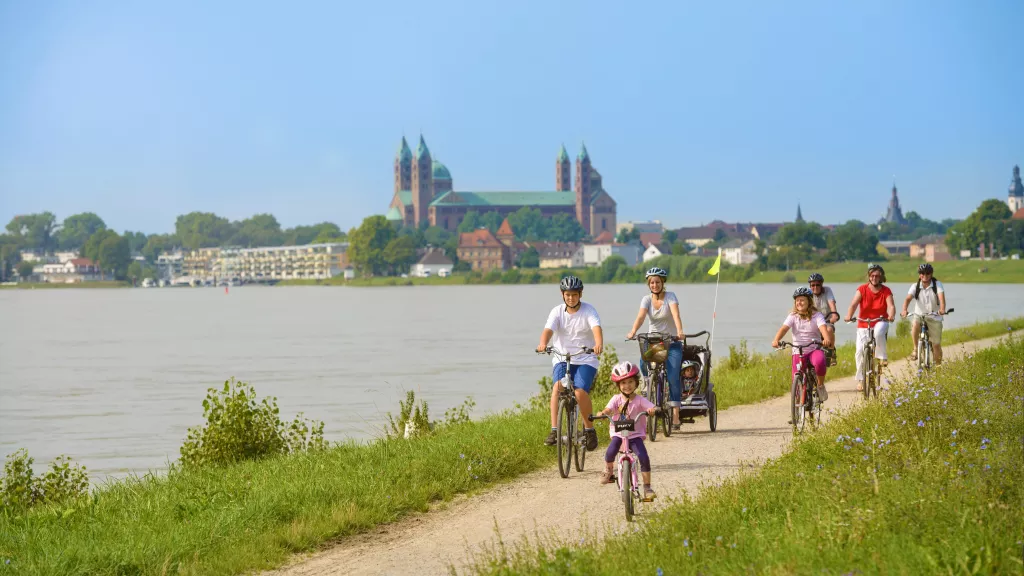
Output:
top-left (918, 263), bottom-right (933, 274)
top-left (645, 267), bottom-right (668, 279)
top-left (793, 286), bottom-right (813, 300)
top-left (560, 275), bottom-right (584, 292)
top-left (808, 273), bottom-right (824, 283)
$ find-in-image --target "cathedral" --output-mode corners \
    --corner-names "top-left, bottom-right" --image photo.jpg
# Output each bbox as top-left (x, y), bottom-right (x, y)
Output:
top-left (385, 136), bottom-right (617, 236)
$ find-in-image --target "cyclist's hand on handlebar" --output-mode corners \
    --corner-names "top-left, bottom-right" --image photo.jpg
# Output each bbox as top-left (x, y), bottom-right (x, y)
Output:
top-left (625, 330), bottom-right (635, 340)
top-left (900, 309), bottom-right (908, 318)
top-left (845, 315), bottom-right (853, 323)
top-left (771, 339), bottom-right (780, 349)
top-left (593, 344), bottom-right (603, 356)
top-left (535, 344), bottom-right (547, 354)
top-left (888, 315), bottom-right (896, 322)
top-left (823, 334), bottom-right (834, 347)
top-left (646, 407), bottom-right (657, 416)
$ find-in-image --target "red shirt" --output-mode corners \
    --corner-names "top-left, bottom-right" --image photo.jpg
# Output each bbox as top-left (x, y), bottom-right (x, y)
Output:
top-left (856, 284), bottom-right (892, 328)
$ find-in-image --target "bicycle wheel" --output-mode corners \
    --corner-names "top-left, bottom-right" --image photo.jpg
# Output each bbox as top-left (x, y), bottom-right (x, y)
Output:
top-left (662, 403), bottom-right (672, 437)
top-left (916, 336), bottom-right (927, 372)
top-left (708, 390), bottom-right (718, 432)
top-left (647, 373), bottom-right (659, 443)
top-left (923, 334), bottom-right (932, 370)
top-left (870, 359), bottom-right (880, 398)
top-left (807, 374), bottom-right (821, 429)
top-left (556, 399), bottom-right (572, 478)
top-left (791, 374), bottom-right (806, 433)
top-left (862, 346), bottom-right (873, 400)
top-left (621, 459), bottom-right (634, 521)
top-left (573, 404), bottom-right (586, 472)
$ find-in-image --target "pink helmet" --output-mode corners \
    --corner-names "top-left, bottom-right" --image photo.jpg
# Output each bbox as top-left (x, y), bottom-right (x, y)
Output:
top-left (610, 361), bottom-right (640, 383)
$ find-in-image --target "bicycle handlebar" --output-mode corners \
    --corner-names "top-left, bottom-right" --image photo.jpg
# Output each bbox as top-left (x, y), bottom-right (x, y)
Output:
top-left (846, 316), bottom-right (889, 325)
top-left (907, 308), bottom-right (955, 318)
top-left (537, 346), bottom-right (595, 356)
top-left (774, 341), bottom-right (821, 354)
top-left (589, 413), bottom-right (649, 422)
top-left (627, 332), bottom-right (679, 342)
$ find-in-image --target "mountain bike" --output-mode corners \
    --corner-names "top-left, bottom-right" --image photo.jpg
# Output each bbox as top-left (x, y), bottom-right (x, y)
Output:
top-left (538, 346), bottom-right (594, 478)
top-left (909, 308), bottom-right (954, 371)
top-left (590, 413), bottom-right (650, 521)
top-left (630, 332), bottom-right (678, 442)
top-left (847, 316), bottom-right (888, 399)
top-left (775, 341), bottom-right (823, 434)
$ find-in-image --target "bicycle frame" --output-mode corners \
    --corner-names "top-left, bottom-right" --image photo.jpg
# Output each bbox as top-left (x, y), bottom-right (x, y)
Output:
top-left (849, 316), bottom-right (887, 399)
top-left (592, 413), bottom-right (649, 521)
top-left (630, 332), bottom-right (677, 440)
top-left (538, 345), bottom-right (594, 478)
top-left (908, 309), bottom-right (953, 371)
top-left (776, 341), bottom-right (822, 433)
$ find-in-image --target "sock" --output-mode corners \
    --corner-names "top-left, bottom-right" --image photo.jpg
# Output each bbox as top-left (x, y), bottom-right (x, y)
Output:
top-left (585, 427), bottom-right (594, 431)
top-left (551, 427), bottom-right (557, 431)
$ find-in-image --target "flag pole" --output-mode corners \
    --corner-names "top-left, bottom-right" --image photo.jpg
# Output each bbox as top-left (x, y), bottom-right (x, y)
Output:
top-left (709, 247), bottom-right (722, 353)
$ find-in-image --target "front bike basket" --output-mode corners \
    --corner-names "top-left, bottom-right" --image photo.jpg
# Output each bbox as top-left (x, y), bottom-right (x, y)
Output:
top-left (613, 418), bottom-right (636, 433)
top-left (642, 341), bottom-right (668, 363)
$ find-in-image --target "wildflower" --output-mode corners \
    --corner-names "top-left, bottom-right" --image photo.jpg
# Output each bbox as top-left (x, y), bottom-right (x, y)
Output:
top-left (473, 475), bottom-right (478, 480)
top-left (985, 465), bottom-right (991, 470)
top-left (923, 448), bottom-right (929, 453)
top-left (971, 419), bottom-right (977, 425)
top-left (716, 536), bottom-right (723, 542)
top-left (980, 445), bottom-right (988, 450)
top-left (658, 570), bottom-right (664, 576)
top-left (854, 437), bottom-right (863, 444)
top-left (981, 437), bottom-right (990, 444)
top-left (893, 474), bottom-right (901, 480)
top-left (917, 421), bottom-right (925, 427)
top-left (742, 507), bottom-right (747, 513)
top-left (817, 464), bottom-right (823, 470)
top-left (459, 453), bottom-right (465, 459)
top-left (844, 445), bottom-right (851, 450)
top-left (863, 455), bottom-right (869, 461)
top-left (952, 430), bottom-right (957, 437)
top-left (984, 419), bottom-right (989, 424)
top-left (683, 538), bottom-right (689, 547)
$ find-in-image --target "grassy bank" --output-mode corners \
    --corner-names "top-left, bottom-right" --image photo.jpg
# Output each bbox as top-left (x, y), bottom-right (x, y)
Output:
top-left (0, 280), bottom-right (129, 290)
top-left (0, 318), bottom-right (1019, 575)
top-left (279, 258), bottom-right (1024, 288)
top-left (465, 336), bottom-right (1024, 575)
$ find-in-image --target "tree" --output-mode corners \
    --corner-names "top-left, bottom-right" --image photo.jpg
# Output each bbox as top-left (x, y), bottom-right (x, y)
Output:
top-left (96, 234), bottom-right (131, 279)
top-left (774, 222), bottom-right (826, 249)
top-left (174, 212), bottom-right (234, 250)
top-left (16, 261), bottom-right (34, 280)
top-left (518, 246), bottom-right (540, 268)
top-left (5, 212), bottom-right (58, 253)
top-left (382, 236), bottom-right (417, 275)
top-left (82, 230), bottom-right (119, 263)
top-left (945, 199), bottom-right (1016, 256)
top-left (57, 213), bottom-right (106, 251)
top-left (228, 214), bottom-right (284, 247)
top-left (826, 220), bottom-right (879, 262)
top-left (284, 222), bottom-right (344, 245)
top-left (348, 215), bottom-right (396, 276)
top-left (616, 227), bottom-right (640, 244)
top-left (546, 214), bottom-right (586, 242)
top-left (662, 229), bottom-right (678, 244)
top-left (123, 231), bottom-right (148, 254)
top-left (141, 234), bottom-right (176, 262)
top-left (127, 260), bottom-right (160, 282)
top-left (0, 235), bottom-right (19, 281)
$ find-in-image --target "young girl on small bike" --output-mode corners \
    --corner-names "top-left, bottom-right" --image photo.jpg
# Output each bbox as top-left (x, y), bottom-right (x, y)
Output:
top-left (772, 287), bottom-right (834, 401)
top-left (594, 361), bottom-right (658, 500)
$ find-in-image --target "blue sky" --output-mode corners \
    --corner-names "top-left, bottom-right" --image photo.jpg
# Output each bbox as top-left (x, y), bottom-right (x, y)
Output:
top-left (1, 0), bottom-right (1021, 234)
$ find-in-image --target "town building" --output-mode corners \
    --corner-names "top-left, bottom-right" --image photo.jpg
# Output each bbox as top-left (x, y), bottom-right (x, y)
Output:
top-left (385, 136), bottom-right (617, 237)
top-left (457, 228), bottom-right (510, 272)
top-left (878, 240), bottom-right (912, 256)
top-left (535, 242), bottom-right (583, 269)
top-left (179, 243), bottom-right (348, 282)
top-left (879, 181), bottom-right (908, 225)
top-left (37, 258), bottom-right (100, 283)
top-left (909, 235), bottom-right (951, 263)
top-left (642, 242), bottom-right (672, 262)
top-left (581, 241), bottom-right (643, 267)
top-left (157, 251), bottom-right (183, 280)
top-left (617, 220), bottom-right (664, 235)
top-left (721, 238), bottom-right (758, 265)
top-left (412, 248), bottom-right (454, 277)
top-left (1007, 165), bottom-right (1023, 214)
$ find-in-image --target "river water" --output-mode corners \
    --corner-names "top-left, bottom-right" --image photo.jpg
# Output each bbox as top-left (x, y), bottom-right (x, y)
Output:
top-left (2, 283), bottom-right (1022, 480)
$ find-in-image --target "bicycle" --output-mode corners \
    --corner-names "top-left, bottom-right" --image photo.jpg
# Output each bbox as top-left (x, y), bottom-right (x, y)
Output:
top-left (537, 346), bottom-right (595, 478)
top-left (630, 332), bottom-right (678, 441)
top-left (846, 316), bottom-right (888, 399)
top-left (775, 341), bottom-right (823, 434)
top-left (908, 308), bottom-right (954, 371)
top-left (821, 311), bottom-right (840, 367)
top-left (590, 413), bottom-right (651, 521)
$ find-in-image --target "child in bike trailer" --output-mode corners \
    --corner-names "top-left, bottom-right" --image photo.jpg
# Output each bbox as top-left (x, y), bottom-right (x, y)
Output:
top-left (537, 275), bottom-right (604, 450)
top-left (680, 360), bottom-right (699, 403)
top-left (594, 361), bottom-right (658, 500)
top-left (772, 287), bottom-right (834, 402)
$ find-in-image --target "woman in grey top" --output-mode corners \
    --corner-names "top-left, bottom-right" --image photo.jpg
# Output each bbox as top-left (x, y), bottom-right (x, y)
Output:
top-left (626, 267), bottom-right (686, 428)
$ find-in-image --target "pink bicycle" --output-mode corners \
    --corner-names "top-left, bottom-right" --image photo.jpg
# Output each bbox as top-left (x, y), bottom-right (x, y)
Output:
top-left (590, 413), bottom-right (650, 521)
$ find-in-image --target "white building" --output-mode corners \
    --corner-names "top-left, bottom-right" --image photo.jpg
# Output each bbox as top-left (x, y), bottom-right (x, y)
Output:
top-left (582, 242), bottom-right (643, 267)
top-left (157, 251), bottom-right (184, 280)
top-left (642, 242), bottom-right (672, 262)
top-left (412, 249), bottom-right (453, 277)
top-left (536, 242), bottom-right (584, 269)
top-left (721, 238), bottom-right (758, 266)
top-left (179, 242), bottom-right (348, 282)
top-left (616, 220), bottom-right (664, 235)
top-left (37, 258), bottom-right (100, 283)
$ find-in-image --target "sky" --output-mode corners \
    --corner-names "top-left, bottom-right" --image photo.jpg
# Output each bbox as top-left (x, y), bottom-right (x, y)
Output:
top-left (1, 0), bottom-right (1022, 235)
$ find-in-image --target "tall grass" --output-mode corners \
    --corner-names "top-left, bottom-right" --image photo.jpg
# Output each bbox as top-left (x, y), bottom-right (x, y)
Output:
top-left (464, 336), bottom-right (1024, 575)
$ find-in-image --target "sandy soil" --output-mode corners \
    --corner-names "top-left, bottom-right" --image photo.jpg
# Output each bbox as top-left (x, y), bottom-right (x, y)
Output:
top-left (266, 336), bottom-right (1006, 576)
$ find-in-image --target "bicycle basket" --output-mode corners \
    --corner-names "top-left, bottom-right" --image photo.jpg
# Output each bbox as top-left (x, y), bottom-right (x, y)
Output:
top-left (642, 341), bottom-right (668, 363)
top-left (613, 418), bottom-right (636, 433)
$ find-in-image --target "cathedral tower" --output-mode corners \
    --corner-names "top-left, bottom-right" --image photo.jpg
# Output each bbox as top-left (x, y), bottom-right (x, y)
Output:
top-left (575, 143), bottom-right (592, 233)
top-left (394, 137), bottom-right (412, 193)
top-left (411, 135), bottom-right (433, 226)
top-left (556, 144), bottom-right (571, 191)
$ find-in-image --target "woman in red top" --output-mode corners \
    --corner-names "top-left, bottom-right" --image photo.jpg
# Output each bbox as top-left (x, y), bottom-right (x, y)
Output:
top-left (845, 264), bottom-right (896, 391)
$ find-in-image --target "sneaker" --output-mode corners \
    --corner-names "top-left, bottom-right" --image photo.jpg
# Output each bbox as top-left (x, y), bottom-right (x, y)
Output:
top-left (643, 486), bottom-right (656, 501)
top-left (817, 386), bottom-right (829, 402)
top-left (673, 422), bottom-right (681, 430)
top-left (584, 428), bottom-right (599, 451)
top-left (544, 429), bottom-right (558, 446)
top-left (600, 471), bottom-right (615, 485)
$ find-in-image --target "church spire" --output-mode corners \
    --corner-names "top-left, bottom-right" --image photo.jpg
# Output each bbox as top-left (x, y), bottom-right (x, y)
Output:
top-left (796, 204), bottom-right (804, 223)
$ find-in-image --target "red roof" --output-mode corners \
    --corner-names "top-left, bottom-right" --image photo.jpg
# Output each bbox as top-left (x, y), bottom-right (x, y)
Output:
top-left (593, 230), bottom-right (614, 243)
top-left (497, 218), bottom-right (514, 237)
top-left (638, 232), bottom-right (662, 246)
top-left (1013, 207), bottom-right (1024, 221)
top-left (69, 258), bottom-right (95, 266)
top-left (459, 229), bottom-right (503, 248)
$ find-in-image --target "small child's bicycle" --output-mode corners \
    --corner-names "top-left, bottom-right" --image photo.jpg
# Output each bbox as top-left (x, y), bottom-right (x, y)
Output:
top-left (590, 413), bottom-right (651, 522)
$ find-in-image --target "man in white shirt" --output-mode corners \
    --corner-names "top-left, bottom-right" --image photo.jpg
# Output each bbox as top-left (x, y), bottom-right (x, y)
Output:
top-left (537, 275), bottom-right (604, 450)
top-left (900, 263), bottom-right (947, 364)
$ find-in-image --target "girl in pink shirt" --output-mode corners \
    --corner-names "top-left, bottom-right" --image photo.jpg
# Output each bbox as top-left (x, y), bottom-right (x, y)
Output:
top-left (594, 361), bottom-right (658, 500)
top-left (772, 287), bottom-right (835, 401)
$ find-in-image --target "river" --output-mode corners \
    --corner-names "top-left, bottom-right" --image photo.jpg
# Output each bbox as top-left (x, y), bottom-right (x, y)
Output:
top-left (2, 282), bottom-right (1022, 480)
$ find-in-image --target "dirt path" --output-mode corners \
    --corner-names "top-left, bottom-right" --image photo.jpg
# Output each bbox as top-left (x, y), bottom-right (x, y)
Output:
top-left (266, 336), bottom-right (1007, 576)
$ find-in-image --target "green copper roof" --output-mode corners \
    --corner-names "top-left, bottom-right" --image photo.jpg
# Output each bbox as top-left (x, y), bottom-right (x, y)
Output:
top-left (432, 160), bottom-right (451, 180)
top-left (415, 135), bottom-right (431, 160)
top-left (385, 206), bottom-right (403, 221)
top-left (557, 144), bottom-right (569, 163)
top-left (396, 137), bottom-right (412, 161)
top-left (396, 191), bottom-right (412, 205)
top-left (577, 142), bottom-right (589, 161)
top-left (430, 191), bottom-right (576, 207)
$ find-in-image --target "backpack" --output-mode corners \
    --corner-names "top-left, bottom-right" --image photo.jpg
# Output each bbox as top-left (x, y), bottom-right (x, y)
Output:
top-left (913, 279), bottom-right (939, 301)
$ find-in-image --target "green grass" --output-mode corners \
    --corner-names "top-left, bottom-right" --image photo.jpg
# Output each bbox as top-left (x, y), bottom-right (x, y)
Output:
top-left (0, 319), bottom-right (1019, 575)
top-left (0, 281), bottom-right (130, 289)
top-left (712, 317), bottom-right (1024, 410)
top-left (464, 336), bottom-right (1024, 575)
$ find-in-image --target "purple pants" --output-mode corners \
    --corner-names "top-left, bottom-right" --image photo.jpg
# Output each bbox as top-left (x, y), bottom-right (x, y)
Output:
top-left (792, 350), bottom-right (827, 378)
top-left (605, 436), bottom-right (651, 472)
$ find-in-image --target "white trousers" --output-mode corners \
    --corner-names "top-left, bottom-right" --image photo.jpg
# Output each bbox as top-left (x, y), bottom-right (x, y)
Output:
top-left (855, 322), bottom-right (889, 381)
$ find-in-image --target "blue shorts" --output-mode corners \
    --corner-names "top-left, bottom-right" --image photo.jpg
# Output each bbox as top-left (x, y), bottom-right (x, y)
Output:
top-left (552, 363), bottom-right (598, 393)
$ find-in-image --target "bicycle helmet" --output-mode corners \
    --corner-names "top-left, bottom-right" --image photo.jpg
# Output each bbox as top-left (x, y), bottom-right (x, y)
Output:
top-left (918, 263), bottom-right (933, 274)
top-left (680, 360), bottom-right (700, 389)
top-left (610, 361), bottom-right (640, 383)
top-left (793, 286), bottom-right (813, 300)
top-left (808, 273), bottom-right (824, 283)
top-left (645, 267), bottom-right (668, 279)
top-left (559, 275), bottom-right (583, 292)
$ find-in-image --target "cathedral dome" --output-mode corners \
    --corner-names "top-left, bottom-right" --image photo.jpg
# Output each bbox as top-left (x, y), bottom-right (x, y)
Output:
top-left (432, 161), bottom-right (452, 180)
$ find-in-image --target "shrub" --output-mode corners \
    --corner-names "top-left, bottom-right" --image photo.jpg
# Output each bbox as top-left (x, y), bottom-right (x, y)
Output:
top-left (895, 318), bottom-right (911, 339)
top-left (386, 390), bottom-right (432, 439)
top-left (781, 272), bottom-right (796, 283)
top-left (1, 449), bottom-right (89, 514)
top-left (725, 339), bottom-right (753, 370)
top-left (442, 396), bottom-right (477, 427)
top-left (178, 378), bottom-right (326, 468)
